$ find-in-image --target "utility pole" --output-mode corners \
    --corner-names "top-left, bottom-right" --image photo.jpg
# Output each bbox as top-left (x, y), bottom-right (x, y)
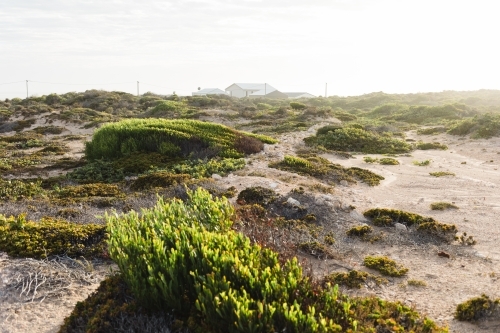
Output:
top-left (137, 81), bottom-right (139, 97)
top-left (265, 83), bottom-right (267, 96)
top-left (325, 83), bottom-right (327, 98)
top-left (26, 80), bottom-right (29, 98)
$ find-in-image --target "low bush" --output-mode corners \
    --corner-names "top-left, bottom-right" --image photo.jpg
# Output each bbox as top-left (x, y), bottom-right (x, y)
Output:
top-left (379, 157), bottom-right (399, 165)
top-left (429, 171), bottom-right (455, 177)
top-left (304, 126), bottom-right (412, 154)
top-left (130, 172), bottom-right (190, 191)
top-left (56, 183), bottom-right (123, 198)
top-left (346, 225), bottom-right (373, 237)
top-left (363, 156), bottom-right (378, 163)
top-left (363, 256), bottom-right (408, 277)
top-left (416, 142), bottom-right (448, 150)
top-left (417, 127), bottom-right (446, 135)
top-left (67, 159), bottom-right (126, 183)
top-left (0, 214), bottom-right (106, 259)
top-left (430, 202), bottom-right (459, 210)
top-left (290, 101), bottom-right (306, 110)
top-left (455, 294), bottom-right (500, 321)
top-left (448, 113), bottom-right (500, 139)
top-left (364, 208), bottom-right (436, 227)
top-left (413, 160), bottom-right (431, 166)
top-left (298, 241), bottom-right (335, 259)
top-left (105, 188), bottom-right (446, 333)
top-left (324, 270), bottom-right (387, 289)
top-left (237, 186), bottom-right (278, 207)
top-left (269, 154), bottom-right (384, 186)
top-left (0, 179), bottom-right (44, 200)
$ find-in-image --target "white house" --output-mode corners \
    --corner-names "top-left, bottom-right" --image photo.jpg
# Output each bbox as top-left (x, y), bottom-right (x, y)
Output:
top-left (225, 83), bottom-right (286, 98)
top-left (192, 88), bottom-right (227, 96)
top-left (284, 92), bottom-right (317, 99)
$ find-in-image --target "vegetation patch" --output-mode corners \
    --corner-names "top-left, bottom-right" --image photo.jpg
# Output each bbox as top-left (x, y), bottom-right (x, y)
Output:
top-left (364, 208), bottom-right (436, 227)
top-left (298, 241), bottom-right (335, 259)
top-left (56, 183), bottom-right (123, 198)
top-left (237, 186), bottom-right (278, 207)
top-left (269, 154), bottom-right (384, 186)
top-left (0, 214), bottom-right (106, 259)
top-left (84, 118), bottom-right (276, 161)
top-left (364, 256), bottom-right (409, 277)
top-left (429, 171), bottom-right (455, 177)
top-left (304, 125), bottom-right (412, 154)
top-left (417, 127), bottom-right (446, 135)
top-left (413, 160), bottom-right (431, 166)
top-left (455, 294), bottom-right (500, 321)
top-left (416, 142), bottom-right (448, 150)
top-left (346, 225), bottom-right (373, 237)
top-left (130, 172), bottom-right (190, 191)
top-left (0, 179), bottom-right (44, 200)
top-left (379, 157), bottom-right (399, 165)
top-left (448, 113), bottom-right (500, 139)
top-left (103, 187), bottom-right (446, 333)
top-left (430, 202), bottom-right (459, 210)
top-left (67, 159), bottom-right (126, 183)
top-left (324, 270), bottom-right (387, 289)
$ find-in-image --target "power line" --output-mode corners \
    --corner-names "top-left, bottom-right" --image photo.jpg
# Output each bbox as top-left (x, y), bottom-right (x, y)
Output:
top-left (28, 80), bottom-right (136, 86)
top-left (0, 81), bottom-right (25, 86)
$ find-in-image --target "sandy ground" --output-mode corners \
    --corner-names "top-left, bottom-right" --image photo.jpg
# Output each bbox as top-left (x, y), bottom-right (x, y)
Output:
top-left (1, 119), bottom-right (499, 332)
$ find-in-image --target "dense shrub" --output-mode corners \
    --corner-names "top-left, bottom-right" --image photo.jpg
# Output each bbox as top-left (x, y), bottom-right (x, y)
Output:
top-left (455, 294), bottom-right (500, 321)
top-left (0, 179), bottom-right (44, 200)
top-left (304, 126), bottom-right (412, 154)
top-left (105, 188), bottom-right (446, 333)
top-left (290, 102), bottom-right (306, 110)
top-left (0, 214), bottom-right (106, 259)
top-left (448, 113), bottom-right (500, 138)
top-left (67, 160), bottom-right (126, 183)
top-left (57, 183), bottom-right (123, 198)
top-left (237, 186), bottom-right (278, 207)
top-left (130, 172), bottom-right (190, 191)
top-left (363, 256), bottom-right (408, 277)
top-left (416, 142), bottom-right (448, 150)
top-left (84, 119), bottom-right (276, 161)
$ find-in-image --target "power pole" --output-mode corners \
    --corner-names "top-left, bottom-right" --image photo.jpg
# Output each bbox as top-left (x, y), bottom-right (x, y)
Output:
top-left (137, 81), bottom-right (139, 97)
top-left (265, 83), bottom-right (267, 96)
top-left (325, 83), bottom-right (327, 98)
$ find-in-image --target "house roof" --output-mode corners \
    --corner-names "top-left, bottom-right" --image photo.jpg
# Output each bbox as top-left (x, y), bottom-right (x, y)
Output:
top-left (225, 83), bottom-right (277, 93)
top-left (284, 92), bottom-right (316, 98)
top-left (194, 88), bottom-right (226, 94)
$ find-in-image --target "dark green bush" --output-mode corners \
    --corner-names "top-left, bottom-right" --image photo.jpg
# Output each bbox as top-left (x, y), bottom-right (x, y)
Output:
top-left (130, 172), bottom-right (190, 191)
top-left (363, 256), bottom-right (408, 277)
top-left (84, 119), bottom-right (276, 161)
top-left (304, 126), bottom-right (412, 154)
top-left (416, 142), bottom-right (448, 150)
top-left (455, 294), bottom-right (500, 321)
top-left (0, 214), bottom-right (106, 259)
top-left (290, 102), bottom-right (306, 110)
top-left (237, 186), bottom-right (278, 207)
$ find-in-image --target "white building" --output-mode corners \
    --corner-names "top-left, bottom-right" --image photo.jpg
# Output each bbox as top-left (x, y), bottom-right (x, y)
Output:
top-left (192, 88), bottom-right (227, 96)
top-left (225, 83), bottom-right (286, 98)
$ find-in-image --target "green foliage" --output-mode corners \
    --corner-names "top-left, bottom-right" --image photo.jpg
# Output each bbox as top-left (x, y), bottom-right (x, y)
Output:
top-left (429, 171), bottom-right (455, 177)
top-left (290, 102), bottom-right (306, 110)
top-left (84, 119), bottom-right (275, 161)
top-left (106, 188), bottom-right (446, 332)
top-left (413, 159), bottom-right (431, 166)
top-left (0, 179), bottom-right (44, 200)
top-left (0, 214), bottom-right (106, 259)
top-left (67, 160), bottom-right (126, 183)
top-left (346, 225), bottom-right (373, 237)
top-left (130, 172), bottom-right (190, 191)
top-left (324, 270), bottom-right (387, 289)
top-left (417, 127), bottom-right (446, 135)
top-left (269, 154), bottom-right (384, 186)
top-left (237, 186), bottom-right (278, 207)
top-left (364, 208), bottom-right (459, 242)
top-left (379, 157), bottom-right (399, 165)
top-left (455, 294), bottom-right (500, 321)
top-left (448, 113), bottom-right (500, 138)
top-left (430, 202), bottom-right (459, 210)
top-left (363, 156), bottom-right (378, 163)
top-left (363, 256), bottom-right (408, 277)
top-left (416, 142), bottom-right (448, 150)
top-left (167, 158), bottom-right (245, 178)
top-left (298, 241), bottom-right (335, 259)
top-left (304, 126), bottom-right (412, 154)
top-left (57, 183), bottom-right (123, 198)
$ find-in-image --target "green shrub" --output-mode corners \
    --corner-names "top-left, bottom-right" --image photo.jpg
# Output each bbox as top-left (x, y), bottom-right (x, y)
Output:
top-left (84, 119), bottom-right (275, 161)
top-left (237, 186), bottom-right (278, 207)
top-left (363, 156), bottom-right (378, 163)
top-left (346, 225), bottom-right (373, 237)
top-left (430, 202), bottom-right (459, 210)
top-left (417, 127), bottom-right (446, 135)
top-left (168, 157), bottom-right (245, 178)
top-left (0, 214), bottom-right (106, 259)
top-left (67, 159), bottom-right (126, 183)
top-left (324, 270), bottom-right (387, 289)
top-left (106, 188), bottom-right (446, 332)
top-left (448, 113), bottom-right (500, 139)
top-left (364, 208), bottom-right (436, 227)
top-left (455, 294), bottom-right (500, 321)
top-left (379, 157), bottom-right (399, 165)
top-left (304, 126), bottom-right (412, 154)
top-left (429, 171), bottom-right (455, 177)
top-left (413, 160), bottom-right (431, 166)
top-left (290, 102), bottom-right (306, 110)
top-left (57, 183), bottom-right (123, 198)
top-left (0, 179), bottom-right (44, 200)
top-left (269, 154), bottom-right (384, 186)
top-left (416, 142), bottom-right (448, 150)
top-left (363, 256), bottom-right (408, 277)
top-left (130, 172), bottom-right (190, 191)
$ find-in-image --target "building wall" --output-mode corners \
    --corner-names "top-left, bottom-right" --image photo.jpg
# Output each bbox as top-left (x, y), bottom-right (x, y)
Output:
top-left (227, 88), bottom-right (252, 98)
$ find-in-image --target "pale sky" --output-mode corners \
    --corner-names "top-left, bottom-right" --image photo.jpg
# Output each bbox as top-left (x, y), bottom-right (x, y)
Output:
top-left (1, 0), bottom-right (499, 99)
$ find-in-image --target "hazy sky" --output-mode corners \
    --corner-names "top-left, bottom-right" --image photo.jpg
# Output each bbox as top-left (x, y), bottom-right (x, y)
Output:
top-left (1, 0), bottom-right (499, 99)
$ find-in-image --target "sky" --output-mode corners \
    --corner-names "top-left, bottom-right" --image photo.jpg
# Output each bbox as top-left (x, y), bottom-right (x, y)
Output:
top-left (1, 0), bottom-right (499, 99)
